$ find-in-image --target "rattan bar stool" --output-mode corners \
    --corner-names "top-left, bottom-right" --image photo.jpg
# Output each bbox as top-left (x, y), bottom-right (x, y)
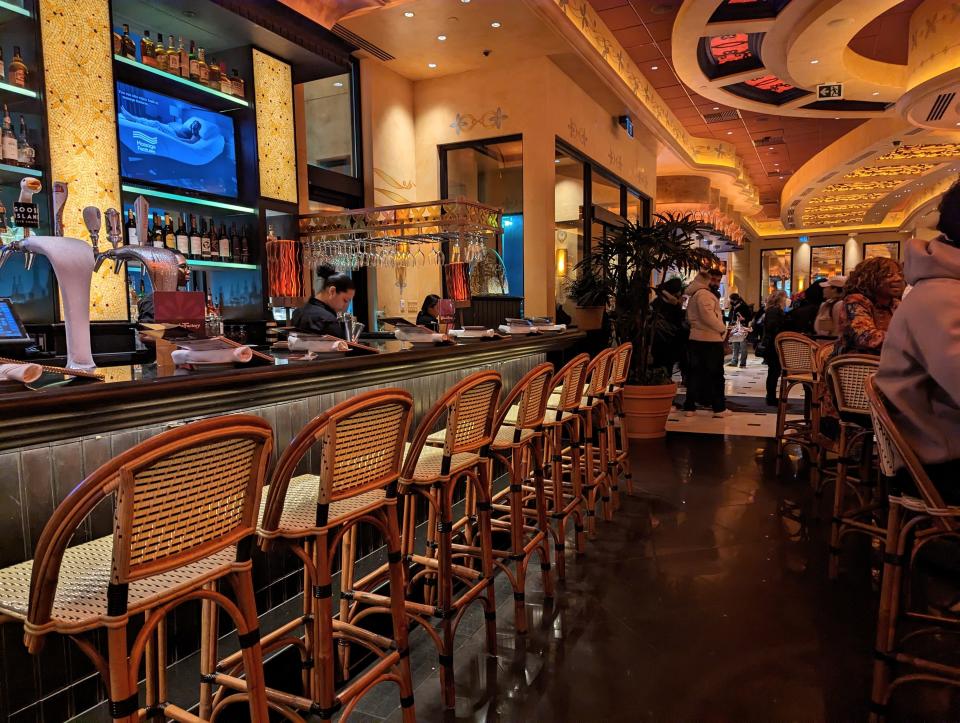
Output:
top-left (603, 342), bottom-right (635, 506)
top-left (217, 390), bottom-right (417, 722)
top-left (351, 370), bottom-right (502, 710)
top-left (0, 416), bottom-right (275, 723)
top-left (774, 332), bottom-right (821, 474)
top-left (809, 342), bottom-right (838, 496)
top-left (866, 376), bottom-right (960, 722)
top-left (482, 362), bottom-right (555, 634)
top-left (825, 354), bottom-right (883, 579)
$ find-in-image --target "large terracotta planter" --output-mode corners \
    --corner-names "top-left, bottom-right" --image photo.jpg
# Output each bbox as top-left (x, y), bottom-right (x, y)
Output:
top-left (571, 306), bottom-right (604, 330)
top-left (622, 382), bottom-right (678, 439)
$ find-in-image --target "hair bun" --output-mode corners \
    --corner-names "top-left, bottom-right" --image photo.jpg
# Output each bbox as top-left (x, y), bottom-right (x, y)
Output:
top-left (316, 265), bottom-right (336, 280)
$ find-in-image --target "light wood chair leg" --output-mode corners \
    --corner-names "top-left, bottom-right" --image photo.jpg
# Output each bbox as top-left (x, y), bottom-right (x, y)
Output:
top-left (828, 424), bottom-right (850, 580)
top-left (870, 502), bottom-right (903, 722)
top-left (228, 567), bottom-right (270, 723)
top-left (382, 504), bottom-right (417, 722)
top-left (199, 583), bottom-right (218, 719)
top-left (106, 623), bottom-right (137, 723)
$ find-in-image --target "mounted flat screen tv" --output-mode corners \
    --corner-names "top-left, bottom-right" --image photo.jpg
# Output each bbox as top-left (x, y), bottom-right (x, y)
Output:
top-left (116, 81), bottom-right (239, 198)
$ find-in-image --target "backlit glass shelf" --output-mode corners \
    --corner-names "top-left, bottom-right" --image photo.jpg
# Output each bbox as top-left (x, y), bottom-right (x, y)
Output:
top-left (126, 258), bottom-right (258, 271)
top-left (0, 161), bottom-right (42, 177)
top-left (0, 79), bottom-right (38, 98)
top-left (121, 184), bottom-right (256, 214)
top-left (113, 54), bottom-right (249, 107)
top-left (0, 0), bottom-right (30, 18)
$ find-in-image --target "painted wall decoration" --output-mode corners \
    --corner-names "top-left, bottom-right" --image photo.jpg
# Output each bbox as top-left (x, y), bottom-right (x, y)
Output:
top-left (372, 168), bottom-right (415, 204)
top-left (567, 118), bottom-right (588, 146)
top-left (253, 49), bottom-right (298, 203)
top-left (450, 107), bottom-right (509, 136)
top-left (40, 0), bottom-right (126, 321)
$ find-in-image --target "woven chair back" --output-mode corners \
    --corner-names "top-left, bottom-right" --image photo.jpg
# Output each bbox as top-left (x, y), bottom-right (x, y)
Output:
top-left (110, 415), bottom-right (273, 584)
top-left (445, 371), bottom-right (503, 455)
top-left (608, 343), bottom-right (633, 387)
top-left (553, 353), bottom-right (590, 412)
top-left (585, 348), bottom-right (615, 398)
top-left (813, 342), bottom-right (833, 377)
top-left (775, 332), bottom-right (818, 375)
top-left (826, 354), bottom-right (879, 420)
top-left (865, 375), bottom-right (951, 516)
top-left (500, 362), bottom-right (554, 431)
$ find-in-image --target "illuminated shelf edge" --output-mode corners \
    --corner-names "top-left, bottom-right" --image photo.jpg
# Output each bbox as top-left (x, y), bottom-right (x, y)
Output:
top-left (0, 80), bottom-right (38, 98)
top-left (126, 258), bottom-right (258, 271)
top-left (0, 161), bottom-right (41, 177)
top-left (121, 184), bottom-right (257, 214)
top-left (113, 54), bottom-right (250, 107)
top-left (0, 0), bottom-right (30, 17)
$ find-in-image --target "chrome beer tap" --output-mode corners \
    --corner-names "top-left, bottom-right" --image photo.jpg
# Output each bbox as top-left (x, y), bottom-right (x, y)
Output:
top-left (95, 196), bottom-right (180, 290)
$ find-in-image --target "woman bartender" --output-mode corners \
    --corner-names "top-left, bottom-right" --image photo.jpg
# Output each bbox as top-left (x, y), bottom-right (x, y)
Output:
top-left (291, 266), bottom-right (355, 338)
top-left (416, 294), bottom-right (441, 331)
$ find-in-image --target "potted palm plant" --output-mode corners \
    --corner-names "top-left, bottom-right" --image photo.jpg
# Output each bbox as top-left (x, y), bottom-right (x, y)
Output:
top-left (564, 268), bottom-right (607, 330)
top-left (573, 213), bottom-right (719, 438)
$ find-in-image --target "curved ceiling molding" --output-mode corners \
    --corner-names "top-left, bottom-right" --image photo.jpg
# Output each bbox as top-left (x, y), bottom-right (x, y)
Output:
top-left (897, 0), bottom-right (960, 129)
top-left (531, 0), bottom-right (761, 216)
top-left (673, 0), bottom-right (910, 118)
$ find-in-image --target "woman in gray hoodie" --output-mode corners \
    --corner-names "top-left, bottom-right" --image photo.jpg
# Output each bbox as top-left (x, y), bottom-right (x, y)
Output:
top-left (876, 184), bottom-right (960, 499)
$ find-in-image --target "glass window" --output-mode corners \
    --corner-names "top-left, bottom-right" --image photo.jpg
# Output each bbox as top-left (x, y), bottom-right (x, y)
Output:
top-left (301, 71), bottom-right (356, 177)
top-left (810, 244), bottom-right (844, 280)
top-left (554, 149), bottom-right (585, 278)
top-left (760, 248), bottom-right (793, 300)
top-left (626, 189), bottom-right (645, 225)
top-left (863, 241), bottom-right (900, 260)
top-left (591, 172), bottom-right (622, 238)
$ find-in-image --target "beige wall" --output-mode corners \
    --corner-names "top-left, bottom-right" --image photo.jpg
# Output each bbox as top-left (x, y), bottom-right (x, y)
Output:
top-left (359, 54), bottom-right (657, 321)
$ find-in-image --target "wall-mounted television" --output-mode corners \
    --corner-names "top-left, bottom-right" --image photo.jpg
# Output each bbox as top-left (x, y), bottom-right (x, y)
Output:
top-left (116, 81), bottom-right (239, 198)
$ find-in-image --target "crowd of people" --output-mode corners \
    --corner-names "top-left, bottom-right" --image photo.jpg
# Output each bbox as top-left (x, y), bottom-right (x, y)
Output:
top-left (651, 178), bottom-right (960, 497)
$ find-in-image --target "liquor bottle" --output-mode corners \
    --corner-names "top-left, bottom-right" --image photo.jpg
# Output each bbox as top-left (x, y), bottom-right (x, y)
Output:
top-left (164, 213), bottom-right (176, 250)
top-left (198, 48), bottom-right (209, 86)
top-left (200, 217), bottom-right (212, 259)
top-left (140, 31), bottom-right (155, 67)
top-left (0, 197), bottom-right (7, 233)
top-left (175, 212), bottom-right (189, 256)
top-left (218, 223), bottom-right (231, 260)
top-left (219, 62), bottom-right (232, 94)
top-left (189, 214), bottom-right (202, 258)
top-left (208, 57), bottom-right (220, 89)
top-left (128, 278), bottom-right (139, 323)
top-left (2, 105), bottom-right (18, 163)
top-left (155, 34), bottom-right (167, 72)
top-left (189, 41), bottom-right (199, 82)
top-left (112, 28), bottom-right (121, 56)
top-left (166, 35), bottom-right (179, 76)
top-left (126, 208), bottom-right (139, 245)
top-left (229, 223), bottom-right (240, 258)
top-left (178, 36), bottom-right (189, 78)
top-left (240, 225), bottom-right (250, 264)
top-left (0, 47), bottom-right (5, 82)
top-left (230, 69), bottom-right (245, 98)
top-left (8, 47), bottom-right (27, 88)
top-left (138, 278), bottom-right (146, 298)
top-left (17, 115), bottom-right (34, 167)
top-left (122, 25), bottom-right (136, 59)
top-left (152, 213), bottom-right (164, 248)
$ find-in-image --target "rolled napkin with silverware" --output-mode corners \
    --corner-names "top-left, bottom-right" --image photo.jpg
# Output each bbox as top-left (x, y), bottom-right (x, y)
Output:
top-left (170, 347), bottom-right (253, 366)
top-left (395, 328), bottom-right (447, 343)
top-left (0, 362), bottom-right (44, 384)
top-left (287, 334), bottom-right (349, 353)
top-left (448, 328), bottom-right (496, 339)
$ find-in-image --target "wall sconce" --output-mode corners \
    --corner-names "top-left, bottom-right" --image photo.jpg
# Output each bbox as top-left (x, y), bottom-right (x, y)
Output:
top-left (556, 247), bottom-right (568, 276)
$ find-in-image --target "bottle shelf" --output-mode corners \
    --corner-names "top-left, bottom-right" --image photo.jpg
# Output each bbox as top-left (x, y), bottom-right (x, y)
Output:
top-left (0, 0), bottom-right (30, 18)
top-left (121, 184), bottom-right (257, 214)
top-left (0, 79), bottom-right (38, 99)
top-left (0, 160), bottom-right (41, 177)
top-left (126, 258), bottom-right (257, 271)
top-left (113, 54), bottom-right (249, 108)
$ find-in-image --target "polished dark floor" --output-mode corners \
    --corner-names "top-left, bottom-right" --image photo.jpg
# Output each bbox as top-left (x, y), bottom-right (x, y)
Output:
top-left (326, 433), bottom-right (886, 722)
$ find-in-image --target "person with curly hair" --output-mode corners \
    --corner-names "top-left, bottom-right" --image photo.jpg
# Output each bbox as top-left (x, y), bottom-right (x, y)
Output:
top-left (835, 256), bottom-right (905, 355)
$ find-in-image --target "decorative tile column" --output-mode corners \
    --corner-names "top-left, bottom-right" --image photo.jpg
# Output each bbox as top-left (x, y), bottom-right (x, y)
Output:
top-left (253, 49), bottom-right (297, 204)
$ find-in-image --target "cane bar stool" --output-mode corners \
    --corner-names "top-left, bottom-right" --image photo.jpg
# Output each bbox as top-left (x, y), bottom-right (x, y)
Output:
top-left (604, 342), bottom-right (634, 505)
top-left (774, 332), bottom-right (821, 473)
top-left (350, 370), bottom-right (502, 710)
top-left (0, 416), bottom-right (275, 723)
top-left (484, 362), bottom-right (555, 634)
top-left (538, 353), bottom-right (590, 580)
top-left (226, 390), bottom-right (417, 722)
top-left (866, 376), bottom-right (960, 721)
top-left (809, 342), bottom-right (839, 496)
top-left (825, 355), bottom-right (883, 579)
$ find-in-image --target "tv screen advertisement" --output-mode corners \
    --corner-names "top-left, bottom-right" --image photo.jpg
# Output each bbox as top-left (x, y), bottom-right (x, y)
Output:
top-left (116, 81), bottom-right (239, 198)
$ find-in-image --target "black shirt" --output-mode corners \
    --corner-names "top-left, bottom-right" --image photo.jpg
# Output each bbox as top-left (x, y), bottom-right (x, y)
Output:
top-left (291, 298), bottom-right (346, 339)
top-left (137, 294), bottom-right (155, 323)
top-left (415, 311), bottom-right (439, 331)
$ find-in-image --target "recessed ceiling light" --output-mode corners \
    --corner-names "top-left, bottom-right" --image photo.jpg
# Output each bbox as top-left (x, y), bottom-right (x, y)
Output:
top-left (491, 21), bottom-right (501, 28)
top-left (810, 59), bottom-right (820, 64)
top-left (768, 147), bottom-right (774, 150)
top-left (726, 130), bottom-right (733, 135)
top-left (460, 0), bottom-right (470, 3)
top-left (650, 65), bottom-right (659, 70)
top-left (872, 91), bottom-right (880, 96)
top-left (333, 81), bottom-right (344, 87)
top-left (437, 34), bottom-right (447, 41)
top-left (427, 63), bottom-right (437, 69)
top-left (554, 159), bottom-right (561, 164)
top-left (712, 106), bottom-right (719, 111)
top-left (403, 10), bottom-right (414, 17)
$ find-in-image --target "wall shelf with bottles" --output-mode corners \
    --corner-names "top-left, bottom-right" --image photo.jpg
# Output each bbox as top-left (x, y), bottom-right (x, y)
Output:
top-left (0, 79), bottom-right (36, 99)
top-left (126, 258), bottom-right (257, 271)
top-left (0, 0), bottom-right (29, 18)
top-left (0, 160), bottom-right (40, 177)
top-left (121, 184), bottom-right (257, 214)
top-left (113, 54), bottom-right (248, 108)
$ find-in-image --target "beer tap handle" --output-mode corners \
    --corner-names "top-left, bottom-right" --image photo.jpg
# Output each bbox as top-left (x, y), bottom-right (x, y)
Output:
top-left (53, 181), bottom-right (68, 236)
top-left (134, 196), bottom-right (149, 252)
top-left (82, 206), bottom-right (102, 253)
top-left (105, 208), bottom-right (121, 249)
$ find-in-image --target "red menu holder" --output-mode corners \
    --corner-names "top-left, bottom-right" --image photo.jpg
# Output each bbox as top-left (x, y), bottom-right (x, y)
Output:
top-left (153, 291), bottom-right (205, 334)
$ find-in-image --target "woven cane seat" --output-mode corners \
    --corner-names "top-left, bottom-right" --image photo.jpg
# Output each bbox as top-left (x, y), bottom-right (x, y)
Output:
top-left (547, 393), bottom-right (595, 410)
top-left (0, 536), bottom-right (236, 634)
top-left (259, 474), bottom-right (386, 536)
top-left (504, 405), bottom-right (575, 426)
top-left (403, 443), bottom-right (481, 483)
top-left (491, 424), bottom-right (536, 449)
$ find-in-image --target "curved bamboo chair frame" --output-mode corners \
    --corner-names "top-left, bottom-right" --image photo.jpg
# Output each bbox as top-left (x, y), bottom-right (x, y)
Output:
top-left (773, 332), bottom-right (822, 473)
top-left (213, 390), bottom-right (417, 722)
top-left (823, 355), bottom-right (883, 579)
top-left (604, 342), bottom-right (634, 504)
top-left (0, 415), bottom-right (275, 723)
top-left (866, 375), bottom-right (960, 722)
top-left (578, 348), bottom-right (616, 536)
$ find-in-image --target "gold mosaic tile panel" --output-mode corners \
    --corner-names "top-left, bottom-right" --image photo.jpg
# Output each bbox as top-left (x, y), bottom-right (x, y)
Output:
top-left (845, 164), bottom-right (934, 179)
top-left (39, 0), bottom-right (126, 321)
top-left (253, 49), bottom-right (297, 204)
top-left (877, 143), bottom-right (960, 161)
top-left (824, 180), bottom-right (903, 193)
